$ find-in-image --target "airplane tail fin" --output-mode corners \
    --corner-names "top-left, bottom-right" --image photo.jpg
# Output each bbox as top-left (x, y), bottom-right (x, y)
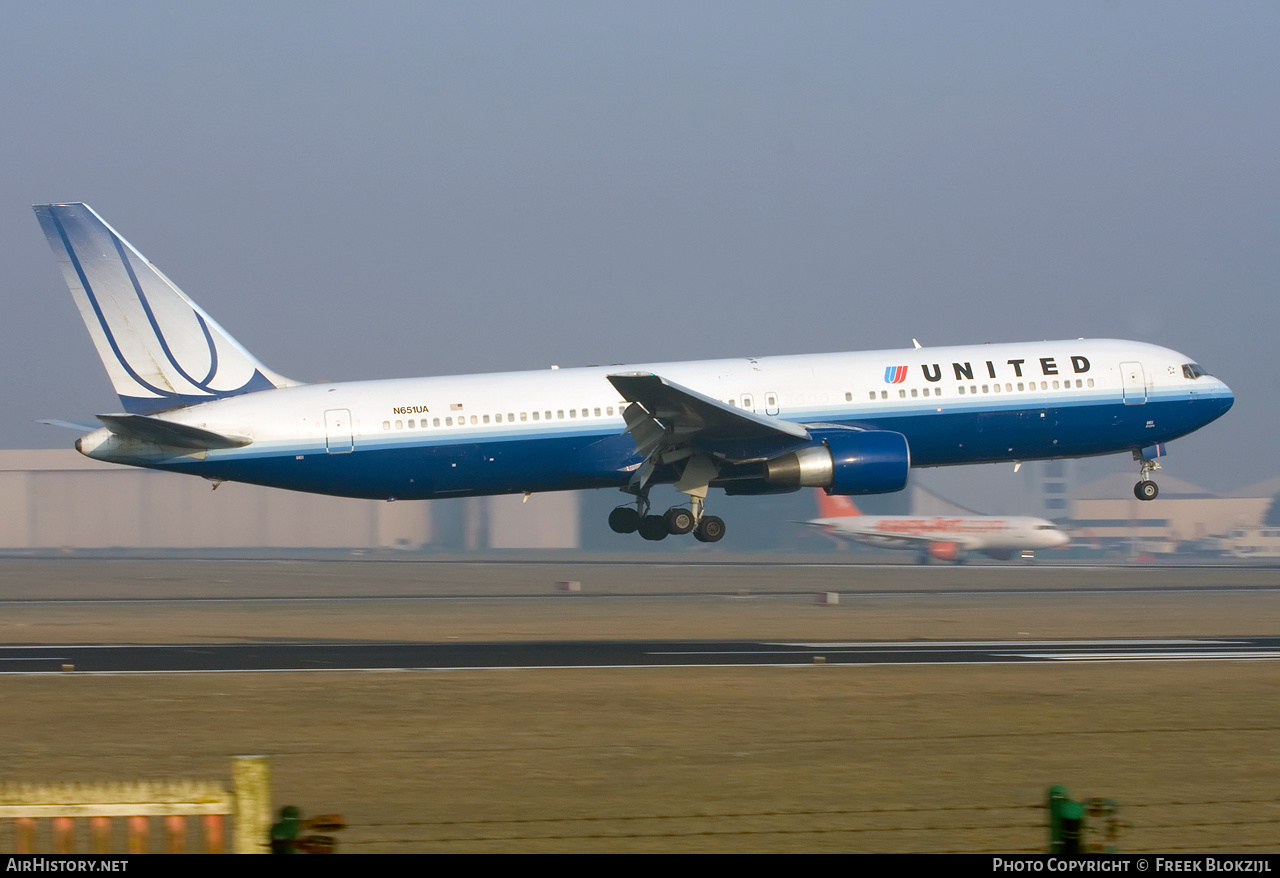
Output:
top-left (814, 489), bottom-right (862, 518)
top-left (34, 203), bottom-right (299, 415)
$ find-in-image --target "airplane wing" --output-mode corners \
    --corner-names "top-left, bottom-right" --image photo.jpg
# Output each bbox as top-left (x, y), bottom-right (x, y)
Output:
top-left (95, 414), bottom-right (252, 450)
top-left (607, 371), bottom-right (810, 489)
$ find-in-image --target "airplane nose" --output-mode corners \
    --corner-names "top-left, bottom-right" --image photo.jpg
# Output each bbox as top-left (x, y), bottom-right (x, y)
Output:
top-left (1218, 380), bottom-right (1235, 415)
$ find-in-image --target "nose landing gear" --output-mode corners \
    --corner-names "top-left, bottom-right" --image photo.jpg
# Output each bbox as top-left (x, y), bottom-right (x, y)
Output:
top-left (1133, 451), bottom-right (1162, 501)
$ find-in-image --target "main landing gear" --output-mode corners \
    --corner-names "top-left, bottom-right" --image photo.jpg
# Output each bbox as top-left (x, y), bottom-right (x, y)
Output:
top-left (608, 494), bottom-right (726, 542)
top-left (1133, 454), bottom-right (1160, 501)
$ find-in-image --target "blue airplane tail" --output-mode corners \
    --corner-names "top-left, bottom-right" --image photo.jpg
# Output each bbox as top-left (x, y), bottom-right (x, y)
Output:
top-left (34, 203), bottom-right (297, 414)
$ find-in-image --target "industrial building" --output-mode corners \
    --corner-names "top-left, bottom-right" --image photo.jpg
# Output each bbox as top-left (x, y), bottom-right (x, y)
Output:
top-left (0, 450), bottom-right (1272, 555)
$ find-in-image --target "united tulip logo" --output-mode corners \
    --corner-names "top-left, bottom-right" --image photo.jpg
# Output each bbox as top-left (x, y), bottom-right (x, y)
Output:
top-left (884, 366), bottom-right (908, 384)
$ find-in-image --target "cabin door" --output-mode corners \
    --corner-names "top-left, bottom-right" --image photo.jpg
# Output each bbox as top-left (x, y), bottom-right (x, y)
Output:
top-left (324, 409), bottom-right (354, 453)
top-left (1120, 362), bottom-right (1147, 405)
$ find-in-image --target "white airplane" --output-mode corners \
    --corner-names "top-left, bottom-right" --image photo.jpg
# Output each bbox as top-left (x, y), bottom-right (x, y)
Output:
top-left (33, 203), bottom-right (1234, 543)
top-left (803, 490), bottom-right (1070, 563)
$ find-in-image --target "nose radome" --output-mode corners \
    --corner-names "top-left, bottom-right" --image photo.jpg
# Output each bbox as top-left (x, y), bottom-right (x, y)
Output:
top-left (1219, 380), bottom-right (1235, 415)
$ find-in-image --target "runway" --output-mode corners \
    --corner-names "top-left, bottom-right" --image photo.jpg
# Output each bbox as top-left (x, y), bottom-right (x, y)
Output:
top-left (3, 636), bottom-right (1279, 673)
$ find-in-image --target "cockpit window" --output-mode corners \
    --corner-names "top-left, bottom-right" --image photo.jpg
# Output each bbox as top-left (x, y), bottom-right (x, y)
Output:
top-left (1182, 363), bottom-right (1211, 379)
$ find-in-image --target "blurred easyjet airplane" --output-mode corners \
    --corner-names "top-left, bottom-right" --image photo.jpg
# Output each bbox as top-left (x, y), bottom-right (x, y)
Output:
top-left (803, 490), bottom-right (1069, 563)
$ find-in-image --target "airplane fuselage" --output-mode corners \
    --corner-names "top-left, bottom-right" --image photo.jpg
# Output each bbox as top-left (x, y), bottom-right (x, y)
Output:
top-left (812, 515), bottom-right (1070, 553)
top-left (76, 338), bottom-right (1233, 501)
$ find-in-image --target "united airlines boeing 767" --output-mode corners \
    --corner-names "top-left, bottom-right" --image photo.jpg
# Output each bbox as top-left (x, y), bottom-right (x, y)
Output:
top-left (34, 203), bottom-right (1233, 542)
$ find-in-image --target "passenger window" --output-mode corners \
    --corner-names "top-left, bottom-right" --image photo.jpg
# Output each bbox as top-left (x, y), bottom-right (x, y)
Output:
top-left (1017, 382), bottom-right (1024, 391)
top-left (594, 408), bottom-right (601, 417)
top-left (971, 385), bottom-right (978, 394)
top-left (508, 413), bottom-right (515, 421)
top-left (899, 389), bottom-right (906, 398)
top-left (1005, 383), bottom-right (1012, 392)
top-left (846, 392), bottom-right (854, 402)
top-left (1075, 379), bottom-right (1082, 388)
top-left (1087, 379), bottom-right (1094, 388)
top-left (445, 417), bottom-right (453, 426)
top-left (545, 411), bottom-right (552, 420)
top-left (407, 420), bottom-right (415, 429)
top-left (868, 391), bottom-right (876, 400)
top-left (395, 420), bottom-right (403, 429)
top-left (569, 410), bottom-right (576, 418)
top-left (880, 391), bottom-right (888, 399)
top-left (607, 407), bottom-right (614, 416)
top-left (958, 386), bottom-right (966, 395)
top-left (470, 415), bottom-right (478, 425)
top-left (494, 414), bottom-right (501, 423)
top-left (520, 412), bottom-right (527, 421)
top-left (982, 385), bottom-right (989, 393)
top-left (433, 418), bottom-right (440, 427)
top-left (532, 412), bottom-right (539, 421)
top-left (911, 388), bottom-right (918, 397)
top-left (383, 421), bottom-right (391, 431)
top-left (993, 384), bottom-right (1000, 393)
top-left (1052, 381), bottom-right (1059, 390)
top-left (557, 410), bottom-right (564, 419)
top-left (483, 415), bottom-right (490, 424)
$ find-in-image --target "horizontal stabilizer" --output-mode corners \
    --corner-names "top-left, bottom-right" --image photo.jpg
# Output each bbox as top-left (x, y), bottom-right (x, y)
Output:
top-left (96, 413), bottom-right (251, 450)
top-left (38, 418), bottom-right (101, 432)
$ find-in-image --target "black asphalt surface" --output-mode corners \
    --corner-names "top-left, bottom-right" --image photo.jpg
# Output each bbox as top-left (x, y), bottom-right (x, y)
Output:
top-left (2, 637), bottom-right (1279, 673)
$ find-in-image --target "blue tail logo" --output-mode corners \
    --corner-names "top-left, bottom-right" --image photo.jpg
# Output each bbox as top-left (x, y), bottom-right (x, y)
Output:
top-left (35, 204), bottom-right (296, 414)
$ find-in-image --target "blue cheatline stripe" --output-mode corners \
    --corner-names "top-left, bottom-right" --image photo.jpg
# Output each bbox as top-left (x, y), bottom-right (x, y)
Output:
top-left (133, 394), bottom-right (1226, 501)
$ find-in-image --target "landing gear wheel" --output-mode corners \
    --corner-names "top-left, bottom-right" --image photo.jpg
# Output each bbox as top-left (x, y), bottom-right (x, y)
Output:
top-left (609, 506), bottom-right (641, 534)
top-left (693, 515), bottom-right (726, 543)
top-left (664, 507), bottom-right (696, 535)
top-left (1134, 480), bottom-right (1159, 501)
top-left (638, 515), bottom-right (669, 541)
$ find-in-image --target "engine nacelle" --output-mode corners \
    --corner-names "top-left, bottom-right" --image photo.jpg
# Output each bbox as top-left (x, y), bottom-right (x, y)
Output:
top-left (928, 541), bottom-right (960, 561)
top-left (761, 430), bottom-right (910, 495)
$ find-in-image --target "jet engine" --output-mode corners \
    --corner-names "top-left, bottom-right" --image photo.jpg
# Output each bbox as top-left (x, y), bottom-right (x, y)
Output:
top-left (761, 430), bottom-right (909, 495)
top-left (928, 542), bottom-right (960, 561)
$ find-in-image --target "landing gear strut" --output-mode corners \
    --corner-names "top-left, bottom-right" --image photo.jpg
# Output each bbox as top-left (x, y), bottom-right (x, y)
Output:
top-left (1133, 454), bottom-right (1161, 501)
top-left (608, 475), bottom-right (727, 543)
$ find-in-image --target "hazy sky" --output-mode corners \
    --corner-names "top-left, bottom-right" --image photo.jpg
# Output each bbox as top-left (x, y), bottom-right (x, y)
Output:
top-left (1, 2), bottom-right (1275, 500)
